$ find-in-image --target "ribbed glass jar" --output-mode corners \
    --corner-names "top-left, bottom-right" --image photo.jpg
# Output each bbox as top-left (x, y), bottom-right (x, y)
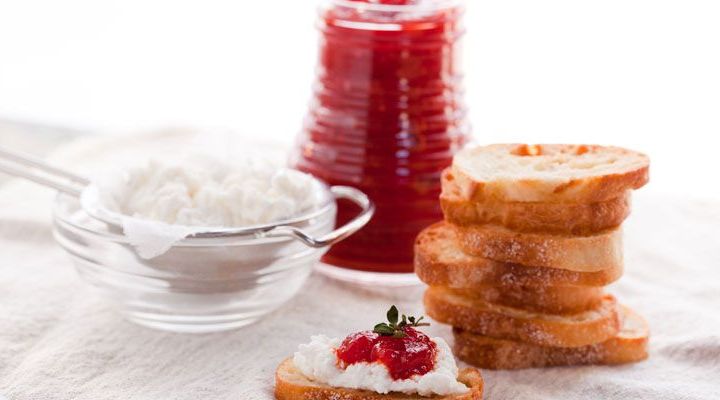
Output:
top-left (292, 0), bottom-right (469, 275)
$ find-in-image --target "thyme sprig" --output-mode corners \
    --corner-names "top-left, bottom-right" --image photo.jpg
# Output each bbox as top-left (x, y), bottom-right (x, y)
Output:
top-left (373, 305), bottom-right (430, 338)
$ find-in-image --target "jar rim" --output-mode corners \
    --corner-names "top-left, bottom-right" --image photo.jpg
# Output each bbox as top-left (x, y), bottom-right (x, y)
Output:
top-left (325, 0), bottom-right (463, 13)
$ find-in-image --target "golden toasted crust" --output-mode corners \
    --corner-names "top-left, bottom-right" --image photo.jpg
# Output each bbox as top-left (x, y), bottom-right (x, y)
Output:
top-left (414, 222), bottom-right (623, 287)
top-left (424, 287), bottom-right (621, 348)
top-left (453, 306), bottom-right (649, 369)
top-left (441, 169), bottom-right (632, 235)
top-left (448, 285), bottom-right (604, 315)
top-left (455, 223), bottom-right (623, 272)
top-left (452, 144), bottom-right (649, 203)
top-left (274, 358), bottom-right (484, 400)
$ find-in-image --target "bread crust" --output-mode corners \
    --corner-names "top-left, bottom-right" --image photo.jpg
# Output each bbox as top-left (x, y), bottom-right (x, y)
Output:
top-left (441, 169), bottom-right (632, 235)
top-left (448, 285), bottom-right (604, 315)
top-left (424, 287), bottom-right (621, 348)
top-left (453, 306), bottom-right (649, 369)
top-left (455, 223), bottom-right (623, 272)
top-left (414, 222), bottom-right (623, 287)
top-left (274, 358), bottom-right (484, 400)
top-left (452, 144), bottom-right (649, 203)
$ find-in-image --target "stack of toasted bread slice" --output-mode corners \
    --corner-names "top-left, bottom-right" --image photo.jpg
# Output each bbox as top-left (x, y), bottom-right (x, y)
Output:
top-left (416, 144), bottom-right (650, 370)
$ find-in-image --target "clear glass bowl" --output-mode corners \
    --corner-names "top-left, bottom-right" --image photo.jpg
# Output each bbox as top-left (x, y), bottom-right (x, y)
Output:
top-left (52, 185), bottom-right (370, 333)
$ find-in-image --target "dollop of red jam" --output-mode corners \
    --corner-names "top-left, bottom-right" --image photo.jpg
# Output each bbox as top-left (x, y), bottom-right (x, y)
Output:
top-left (349, 0), bottom-right (415, 4)
top-left (336, 326), bottom-right (437, 380)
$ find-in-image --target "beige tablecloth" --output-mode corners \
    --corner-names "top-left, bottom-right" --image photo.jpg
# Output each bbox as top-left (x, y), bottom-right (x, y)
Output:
top-left (0, 131), bottom-right (719, 399)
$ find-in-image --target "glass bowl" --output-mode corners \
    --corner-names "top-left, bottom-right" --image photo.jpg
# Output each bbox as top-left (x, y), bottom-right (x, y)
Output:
top-left (52, 184), bottom-right (372, 333)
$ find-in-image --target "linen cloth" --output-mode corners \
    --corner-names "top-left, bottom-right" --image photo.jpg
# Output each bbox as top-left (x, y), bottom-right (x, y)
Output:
top-left (0, 131), bottom-right (719, 400)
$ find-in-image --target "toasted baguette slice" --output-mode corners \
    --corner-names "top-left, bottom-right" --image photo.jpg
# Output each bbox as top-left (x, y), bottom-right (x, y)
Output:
top-left (455, 223), bottom-right (623, 272)
top-left (441, 169), bottom-right (632, 235)
top-left (274, 358), bottom-right (484, 400)
top-left (415, 223), bottom-right (623, 287)
top-left (453, 306), bottom-right (649, 369)
top-left (449, 284), bottom-right (603, 315)
top-left (451, 144), bottom-right (649, 203)
top-left (424, 287), bottom-right (621, 348)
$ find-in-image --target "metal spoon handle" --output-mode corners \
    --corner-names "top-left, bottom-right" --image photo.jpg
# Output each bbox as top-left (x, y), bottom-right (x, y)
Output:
top-left (261, 186), bottom-right (375, 248)
top-left (0, 146), bottom-right (88, 196)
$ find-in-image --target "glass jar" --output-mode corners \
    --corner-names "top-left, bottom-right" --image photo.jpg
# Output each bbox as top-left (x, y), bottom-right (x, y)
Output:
top-left (292, 0), bottom-right (469, 280)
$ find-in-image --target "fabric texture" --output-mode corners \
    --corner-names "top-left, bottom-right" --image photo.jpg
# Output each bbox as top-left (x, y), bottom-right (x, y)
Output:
top-left (0, 131), bottom-right (719, 399)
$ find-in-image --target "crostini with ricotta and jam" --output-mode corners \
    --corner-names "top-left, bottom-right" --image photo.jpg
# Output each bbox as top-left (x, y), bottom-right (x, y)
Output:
top-left (275, 306), bottom-right (483, 400)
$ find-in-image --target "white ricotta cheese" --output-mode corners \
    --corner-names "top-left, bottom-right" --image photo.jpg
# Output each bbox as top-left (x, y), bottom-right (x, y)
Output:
top-left (97, 156), bottom-right (320, 227)
top-left (292, 334), bottom-right (469, 396)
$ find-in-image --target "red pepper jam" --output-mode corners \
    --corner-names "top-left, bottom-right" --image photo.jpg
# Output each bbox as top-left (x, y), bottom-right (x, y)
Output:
top-left (292, 0), bottom-right (468, 273)
top-left (336, 327), bottom-right (438, 380)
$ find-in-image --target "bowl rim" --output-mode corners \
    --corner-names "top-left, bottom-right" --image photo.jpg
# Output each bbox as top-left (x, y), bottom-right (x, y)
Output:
top-left (52, 180), bottom-right (337, 246)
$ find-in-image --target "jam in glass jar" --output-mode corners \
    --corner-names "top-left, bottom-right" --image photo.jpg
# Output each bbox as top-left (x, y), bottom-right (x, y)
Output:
top-left (292, 0), bottom-right (469, 283)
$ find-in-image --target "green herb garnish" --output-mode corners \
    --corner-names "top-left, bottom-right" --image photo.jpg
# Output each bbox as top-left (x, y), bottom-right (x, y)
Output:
top-left (373, 305), bottom-right (430, 338)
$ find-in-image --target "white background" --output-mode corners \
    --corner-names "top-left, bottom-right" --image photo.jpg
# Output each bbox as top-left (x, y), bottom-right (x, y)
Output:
top-left (0, 0), bottom-right (719, 199)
